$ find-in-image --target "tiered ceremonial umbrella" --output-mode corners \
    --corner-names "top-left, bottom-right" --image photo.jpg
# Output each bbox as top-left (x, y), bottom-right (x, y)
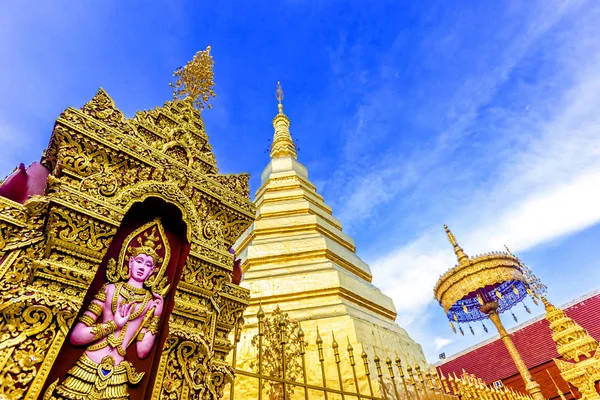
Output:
top-left (434, 226), bottom-right (546, 400)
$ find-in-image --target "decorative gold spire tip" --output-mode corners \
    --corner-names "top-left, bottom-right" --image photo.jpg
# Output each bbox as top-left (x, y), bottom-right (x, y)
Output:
top-left (276, 81), bottom-right (284, 114)
top-left (443, 225), bottom-right (469, 264)
top-left (444, 225), bottom-right (457, 246)
top-left (270, 81), bottom-right (297, 159)
top-left (541, 296), bottom-right (552, 309)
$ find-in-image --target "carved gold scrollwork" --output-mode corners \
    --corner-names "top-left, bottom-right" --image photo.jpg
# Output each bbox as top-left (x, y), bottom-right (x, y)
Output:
top-left (167, 339), bottom-right (233, 400)
top-left (157, 337), bottom-right (185, 400)
top-left (183, 257), bottom-right (230, 294)
top-left (177, 340), bottom-right (210, 391)
top-left (53, 126), bottom-right (108, 178)
top-left (105, 258), bottom-right (119, 283)
top-left (206, 174), bottom-right (250, 199)
top-left (0, 225), bottom-right (7, 251)
top-left (0, 303), bottom-right (53, 351)
top-left (81, 88), bottom-right (142, 142)
top-left (50, 208), bottom-right (114, 254)
top-left (0, 299), bottom-right (56, 399)
top-left (202, 220), bottom-right (225, 251)
top-left (56, 310), bottom-right (76, 336)
top-left (79, 166), bottom-right (120, 197)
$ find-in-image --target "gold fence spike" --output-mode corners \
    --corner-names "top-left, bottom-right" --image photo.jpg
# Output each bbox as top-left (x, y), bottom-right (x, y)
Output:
top-left (374, 354), bottom-right (383, 378)
top-left (413, 359), bottom-right (429, 400)
top-left (373, 354), bottom-right (388, 399)
top-left (439, 370), bottom-right (450, 394)
top-left (296, 322), bottom-right (309, 400)
top-left (386, 358), bottom-right (394, 378)
top-left (297, 323), bottom-right (305, 355)
top-left (331, 332), bottom-right (340, 362)
top-left (329, 331), bottom-right (345, 396)
top-left (279, 314), bottom-right (286, 344)
top-left (361, 351), bottom-right (375, 397)
top-left (395, 355), bottom-right (411, 399)
top-left (313, 326), bottom-right (328, 397)
top-left (316, 326), bottom-right (324, 361)
top-left (347, 338), bottom-right (355, 365)
top-left (346, 338), bottom-right (361, 398)
top-left (362, 351), bottom-right (370, 376)
top-left (257, 302), bottom-right (265, 337)
top-left (407, 363), bottom-right (420, 400)
top-left (386, 357), bottom-right (401, 399)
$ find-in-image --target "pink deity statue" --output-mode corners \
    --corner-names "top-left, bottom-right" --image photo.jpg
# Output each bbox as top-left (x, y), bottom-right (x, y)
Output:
top-left (45, 219), bottom-right (171, 400)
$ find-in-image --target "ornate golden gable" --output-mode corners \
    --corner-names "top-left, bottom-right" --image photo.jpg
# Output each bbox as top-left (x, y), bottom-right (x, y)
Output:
top-left (0, 88), bottom-right (254, 400)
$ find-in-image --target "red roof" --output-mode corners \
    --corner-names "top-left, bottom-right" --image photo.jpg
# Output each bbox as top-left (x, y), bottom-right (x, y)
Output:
top-left (437, 291), bottom-right (600, 384)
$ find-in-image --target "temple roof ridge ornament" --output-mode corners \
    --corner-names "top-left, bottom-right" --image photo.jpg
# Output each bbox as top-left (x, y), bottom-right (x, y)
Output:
top-left (270, 82), bottom-right (297, 159)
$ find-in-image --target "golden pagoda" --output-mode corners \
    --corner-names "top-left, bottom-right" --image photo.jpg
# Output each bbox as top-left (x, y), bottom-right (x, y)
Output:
top-left (544, 298), bottom-right (600, 399)
top-left (232, 83), bottom-right (425, 394)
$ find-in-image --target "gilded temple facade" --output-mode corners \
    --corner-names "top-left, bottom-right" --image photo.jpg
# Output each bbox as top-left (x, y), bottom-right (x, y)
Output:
top-left (0, 86), bottom-right (254, 399)
top-left (232, 84), bottom-right (425, 394)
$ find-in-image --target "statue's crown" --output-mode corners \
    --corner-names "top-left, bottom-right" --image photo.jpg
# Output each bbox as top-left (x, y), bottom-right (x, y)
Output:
top-left (128, 225), bottom-right (164, 266)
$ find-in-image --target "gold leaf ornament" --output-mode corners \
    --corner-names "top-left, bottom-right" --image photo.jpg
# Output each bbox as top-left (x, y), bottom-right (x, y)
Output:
top-left (170, 46), bottom-right (216, 111)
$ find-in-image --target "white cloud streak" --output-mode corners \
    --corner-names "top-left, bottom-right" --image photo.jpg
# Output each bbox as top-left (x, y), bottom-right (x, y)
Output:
top-left (434, 337), bottom-right (454, 351)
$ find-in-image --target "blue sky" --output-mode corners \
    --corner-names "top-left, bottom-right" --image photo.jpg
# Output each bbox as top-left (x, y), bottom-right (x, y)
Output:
top-left (2, 0), bottom-right (600, 362)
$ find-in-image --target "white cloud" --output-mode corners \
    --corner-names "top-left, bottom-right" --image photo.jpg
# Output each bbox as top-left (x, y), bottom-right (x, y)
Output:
top-left (434, 337), bottom-right (454, 351)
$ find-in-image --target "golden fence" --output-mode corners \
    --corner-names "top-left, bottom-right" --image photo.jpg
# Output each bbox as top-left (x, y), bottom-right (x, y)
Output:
top-left (227, 308), bottom-right (533, 400)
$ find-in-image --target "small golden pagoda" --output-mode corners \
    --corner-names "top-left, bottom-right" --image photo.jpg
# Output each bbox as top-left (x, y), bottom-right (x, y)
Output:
top-left (544, 298), bottom-right (600, 399)
top-left (232, 83), bottom-right (425, 395)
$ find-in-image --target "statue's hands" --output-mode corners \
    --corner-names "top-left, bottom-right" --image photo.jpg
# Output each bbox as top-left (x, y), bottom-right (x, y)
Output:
top-left (152, 293), bottom-right (164, 316)
top-left (114, 302), bottom-right (133, 328)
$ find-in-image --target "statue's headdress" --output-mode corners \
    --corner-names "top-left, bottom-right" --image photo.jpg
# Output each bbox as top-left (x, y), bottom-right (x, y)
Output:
top-left (128, 226), bottom-right (164, 265)
top-left (107, 218), bottom-right (171, 291)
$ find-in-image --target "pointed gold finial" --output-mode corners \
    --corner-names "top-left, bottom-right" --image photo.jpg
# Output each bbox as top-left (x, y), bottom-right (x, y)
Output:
top-left (276, 81), bottom-right (284, 114)
top-left (444, 225), bottom-right (469, 264)
top-left (270, 82), bottom-right (297, 159)
top-left (541, 296), bottom-right (552, 309)
top-left (257, 301), bottom-right (265, 318)
top-left (316, 326), bottom-right (323, 345)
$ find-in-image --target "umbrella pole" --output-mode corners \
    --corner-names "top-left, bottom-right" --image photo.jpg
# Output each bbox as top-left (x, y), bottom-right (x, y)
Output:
top-left (487, 307), bottom-right (545, 400)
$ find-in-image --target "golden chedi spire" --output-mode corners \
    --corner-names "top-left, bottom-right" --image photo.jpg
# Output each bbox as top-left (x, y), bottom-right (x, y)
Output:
top-left (543, 297), bottom-right (598, 362)
top-left (270, 82), bottom-right (297, 159)
top-left (444, 225), bottom-right (469, 264)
